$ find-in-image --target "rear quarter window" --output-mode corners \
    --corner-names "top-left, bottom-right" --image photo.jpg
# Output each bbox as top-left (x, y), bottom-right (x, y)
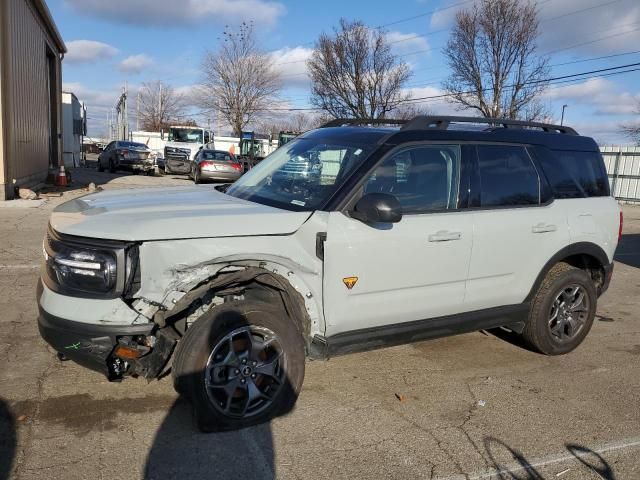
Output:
top-left (536, 149), bottom-right (610, 198)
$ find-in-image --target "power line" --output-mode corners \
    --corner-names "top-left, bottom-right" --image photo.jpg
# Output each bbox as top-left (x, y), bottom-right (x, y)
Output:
top-left (261, 61), bottom-right (640, 111)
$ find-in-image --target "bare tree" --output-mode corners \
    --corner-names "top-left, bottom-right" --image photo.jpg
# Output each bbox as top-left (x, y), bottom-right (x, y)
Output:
top-left (622, 102), bottom-right (640, 143)
top-left (442, 0), bottom-right (550, 120)
top-left (393, 103), bottom-right (434, 120)
top-left (307, 19), bottom-right (412, 119)
top-left (201, 22), bottom-right (281, 137)
top-left (137, 81), bottom-right (185, 131)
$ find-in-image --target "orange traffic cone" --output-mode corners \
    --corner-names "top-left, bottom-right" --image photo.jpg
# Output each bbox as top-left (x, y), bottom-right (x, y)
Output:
top-left (55, 165), bottom-right (68, 187)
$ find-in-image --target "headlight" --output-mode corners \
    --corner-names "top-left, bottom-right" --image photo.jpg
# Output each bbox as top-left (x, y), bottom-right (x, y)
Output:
top-left (43, 227), bottom-right (139, 298)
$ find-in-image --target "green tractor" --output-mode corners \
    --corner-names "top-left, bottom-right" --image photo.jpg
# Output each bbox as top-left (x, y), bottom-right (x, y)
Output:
top-left (277, 131), bottom-right (300, 148)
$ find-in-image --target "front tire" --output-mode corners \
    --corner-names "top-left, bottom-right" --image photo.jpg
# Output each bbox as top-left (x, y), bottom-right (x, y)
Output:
top-left (522, 262), bottom-right (597, 355)
top-left (172, 301), bottom-right (305, 432)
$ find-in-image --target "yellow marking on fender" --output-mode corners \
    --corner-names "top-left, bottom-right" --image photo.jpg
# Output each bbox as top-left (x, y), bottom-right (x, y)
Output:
top-left (342, 276), bottom-right (358, 290)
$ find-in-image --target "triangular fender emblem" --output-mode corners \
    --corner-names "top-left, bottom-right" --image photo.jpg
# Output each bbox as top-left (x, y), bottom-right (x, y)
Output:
top-left (342, 277), bottom-right (358, 290)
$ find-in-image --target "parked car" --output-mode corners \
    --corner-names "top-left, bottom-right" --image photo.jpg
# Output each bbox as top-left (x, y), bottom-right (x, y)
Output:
top-left (97, 141), bottom-right (155, 174)
top-left (38, 116), bottom-right (620, 432)
top-left (190, 149), bottom-right (243, 183)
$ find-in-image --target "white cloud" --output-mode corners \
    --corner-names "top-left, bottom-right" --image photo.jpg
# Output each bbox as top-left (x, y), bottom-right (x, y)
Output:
top-left (118, 54), bottom-right (154, 75)
top-left (386, 31), bottom-right (430, 55)
top-left (430, 0), bottom-right (640, 56)
top-left (65, 40), bottom-right (118, 64)
top-left (64, 0), bottom-right (286, 28)
top-left (543, 78), bottom-right (640, 115)
top-left (270, 46), bottom-right (314, 88)
top-left (400, 86), bottom-right (465, 115)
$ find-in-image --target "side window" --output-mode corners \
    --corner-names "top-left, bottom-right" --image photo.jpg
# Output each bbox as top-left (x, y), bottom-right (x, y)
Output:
top-left (477, 145), bottom-right (540, 207)
top-left (105, 142), bottom-right (115, 151)
top-left (537, 149), bottom-right (610, 198)
top-left (363, 145), bottom-right (461, 213)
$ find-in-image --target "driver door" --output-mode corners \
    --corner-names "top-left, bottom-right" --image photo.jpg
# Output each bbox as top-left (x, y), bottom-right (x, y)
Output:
top-left (322, 143), bottom-right (474, 336)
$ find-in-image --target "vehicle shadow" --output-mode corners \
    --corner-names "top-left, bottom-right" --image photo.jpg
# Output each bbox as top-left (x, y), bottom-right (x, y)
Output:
top-left (614, 233), bottom-right (640, 268)
top-left (144, 308), bottom-right (298, 480)
top-left (483, 436), bottom-right (616, 479)
top-left (143, 398), bottom-right (277, 480)
top-left (0, 398), bottom-right (16, 480)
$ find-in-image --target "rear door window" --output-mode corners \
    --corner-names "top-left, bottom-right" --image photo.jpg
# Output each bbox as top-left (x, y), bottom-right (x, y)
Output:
top-left (536, 149), bottom-right (609, 198)
top-left (477, 145), bottom-right (540, 207)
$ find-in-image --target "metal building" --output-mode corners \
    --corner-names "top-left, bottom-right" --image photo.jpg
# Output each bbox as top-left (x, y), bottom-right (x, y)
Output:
top-left (62, 91), bottom-right (86, 167)
top-left (0, 0), bottom-right (66, 199)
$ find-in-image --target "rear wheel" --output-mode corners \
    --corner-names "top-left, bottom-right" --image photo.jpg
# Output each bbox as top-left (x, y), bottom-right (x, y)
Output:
top-left (97, 159), bottom-right (104, 172)
top-left (522, 262), bottom-right (597, 355)
top-left (172, 301), bottom-right (305, 432)
top-left (109, 159), bottom-right (116, 173)
top-left (194, 169), bottom-right (201, 184)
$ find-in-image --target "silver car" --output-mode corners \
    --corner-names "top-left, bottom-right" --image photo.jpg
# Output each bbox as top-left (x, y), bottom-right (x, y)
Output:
top-left (189, 149), bottom-right (242, 183)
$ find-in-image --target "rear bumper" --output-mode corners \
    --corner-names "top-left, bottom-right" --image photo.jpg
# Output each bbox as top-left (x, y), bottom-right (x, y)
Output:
top-left (199, 170), bottom-right (242, 181)
top-left (118, 159), bottom-right (154, 171)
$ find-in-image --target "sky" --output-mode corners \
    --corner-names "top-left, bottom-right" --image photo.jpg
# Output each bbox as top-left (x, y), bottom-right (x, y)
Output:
top-left (48, 0), bottom-right (640, 144)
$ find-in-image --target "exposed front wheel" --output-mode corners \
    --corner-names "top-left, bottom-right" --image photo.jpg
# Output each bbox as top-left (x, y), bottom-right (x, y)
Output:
top-left (522, 262), bottom-right (597, 355)
top-left (172, 301), bottom-right (305, 432)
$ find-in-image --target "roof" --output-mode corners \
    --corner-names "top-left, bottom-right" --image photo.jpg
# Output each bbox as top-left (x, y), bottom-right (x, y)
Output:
top-left (308, 116), bottom-right (598, 152)
top-left (32, 0), bottom-right (66, 53)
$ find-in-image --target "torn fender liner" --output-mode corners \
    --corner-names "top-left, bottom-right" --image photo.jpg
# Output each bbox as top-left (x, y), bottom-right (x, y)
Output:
top-left (154, 267), bottom-right (310, 338)
top-left (131, 329), bottom-right (177, 379)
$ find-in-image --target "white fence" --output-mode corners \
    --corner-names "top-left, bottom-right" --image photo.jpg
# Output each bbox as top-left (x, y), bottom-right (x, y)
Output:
top-left (601, 146), bottom-right (640, 203)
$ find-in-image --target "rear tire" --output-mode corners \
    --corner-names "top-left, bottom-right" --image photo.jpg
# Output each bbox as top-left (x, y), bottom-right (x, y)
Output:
top-left (172, 301), bottom-right (305, 432)
top-left (522, 262), bottom-right (597, 355)
top-left (109, 159), bottom-right (116, 173)
top-left (194, 170), bottom-right (200, 184)
top-left (97, 160), bottom-right (104, 172)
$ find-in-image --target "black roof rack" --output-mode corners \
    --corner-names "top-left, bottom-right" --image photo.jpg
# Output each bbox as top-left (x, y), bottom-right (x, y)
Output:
top-left (402, 116), bottom-right (578, 135)
top-left (320, 118), bottom-right (408, 128)
top-left (320, 115), bottom-right (578, 135)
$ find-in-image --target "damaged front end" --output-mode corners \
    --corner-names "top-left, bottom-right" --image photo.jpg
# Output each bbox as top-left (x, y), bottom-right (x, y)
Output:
top-left (39, 264), bottom-right (313, 383)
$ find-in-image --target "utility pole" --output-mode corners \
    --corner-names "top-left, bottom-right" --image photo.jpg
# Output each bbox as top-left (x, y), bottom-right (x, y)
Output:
top-left (561, 104), bottom-right (568, 126)
top-left (158, 81), bottom-right (162, 130)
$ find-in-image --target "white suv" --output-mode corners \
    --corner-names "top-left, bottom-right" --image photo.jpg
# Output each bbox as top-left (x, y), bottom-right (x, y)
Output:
top-left (38, 116), bottom-right (620, 431)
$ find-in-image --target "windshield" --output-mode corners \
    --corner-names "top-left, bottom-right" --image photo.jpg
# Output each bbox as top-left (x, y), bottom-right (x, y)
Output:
top-left (168, 128), bottom-right (203, 144)
top-left (226, 138), bottom-right (373, 211)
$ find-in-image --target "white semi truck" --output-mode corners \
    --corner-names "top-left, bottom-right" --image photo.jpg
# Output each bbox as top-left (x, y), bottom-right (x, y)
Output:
top-left (163, 126), bottom-right (214, 175)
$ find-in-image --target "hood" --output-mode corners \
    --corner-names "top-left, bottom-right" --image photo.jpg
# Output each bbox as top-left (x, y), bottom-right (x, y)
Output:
top-left (51, 186), bottom-right (312, 241)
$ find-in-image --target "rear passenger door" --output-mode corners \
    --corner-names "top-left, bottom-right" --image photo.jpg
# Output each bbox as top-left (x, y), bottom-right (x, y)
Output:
top-left (464, 144), bottom-right (570, 311)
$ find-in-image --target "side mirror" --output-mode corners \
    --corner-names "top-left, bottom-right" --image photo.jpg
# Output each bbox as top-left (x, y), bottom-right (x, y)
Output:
top-left (351, 193), bottom-right (402, 224)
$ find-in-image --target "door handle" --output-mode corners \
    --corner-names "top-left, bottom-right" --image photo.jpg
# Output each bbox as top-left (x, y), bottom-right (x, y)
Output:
top-left (428, 230), bottom-right (462, 242)
top-left (532, 223), bottom-right (557, 233)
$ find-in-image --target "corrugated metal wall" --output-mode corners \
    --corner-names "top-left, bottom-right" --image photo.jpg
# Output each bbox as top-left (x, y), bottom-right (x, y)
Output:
top-left (5, 0), bottom-right (59, 183)
top-left (601, 146), bottom-right (640, 203)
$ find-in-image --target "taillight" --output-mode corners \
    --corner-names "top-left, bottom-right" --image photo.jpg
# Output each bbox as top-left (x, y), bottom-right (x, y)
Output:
top-left (619, 210), bottom-right (623, 242)
top-left (231, 162), bottom-right (242, 171)
top-left (199, 161), bottom-right (215, 169)
top-left (118, 149), bottom-right (129, 157)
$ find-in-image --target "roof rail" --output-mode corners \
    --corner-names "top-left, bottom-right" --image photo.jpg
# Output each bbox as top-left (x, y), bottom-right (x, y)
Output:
top-left (401, 116), bottom-right (578, 135)
top-left (320, 118), bottom-right (408, 128)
